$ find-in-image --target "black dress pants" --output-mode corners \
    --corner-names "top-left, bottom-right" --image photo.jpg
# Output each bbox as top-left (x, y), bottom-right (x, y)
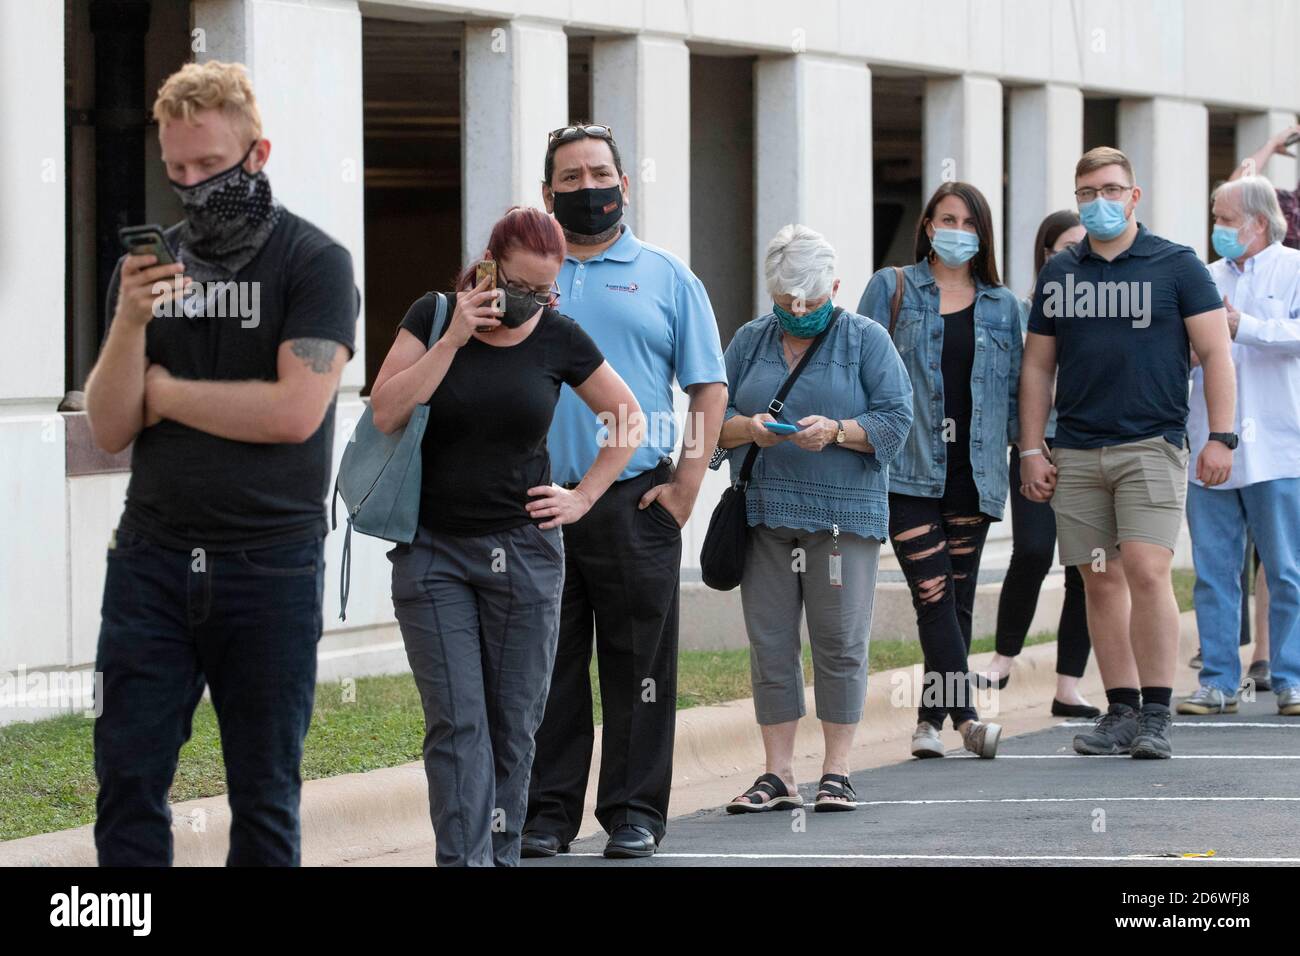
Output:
top-left (525, 459), bottom-right (682, 844)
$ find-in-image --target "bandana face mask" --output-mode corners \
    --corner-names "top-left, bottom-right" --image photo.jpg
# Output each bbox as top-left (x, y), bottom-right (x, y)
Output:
top-left (170, 141), bottom-right (282, 281)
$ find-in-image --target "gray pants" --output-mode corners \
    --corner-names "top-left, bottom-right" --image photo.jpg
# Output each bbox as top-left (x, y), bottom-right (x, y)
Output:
top-left (389, 521), bottom-right (564, 866)
top-left (740, 524), bottom-right (881, 725)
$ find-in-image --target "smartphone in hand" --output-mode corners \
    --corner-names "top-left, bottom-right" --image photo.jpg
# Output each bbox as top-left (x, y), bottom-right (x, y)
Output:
top-left (763, 422), bottom-right (800, 434)
top-left (474, 259), bottom-right (498, 332)
top-left (119, 224), bottom-right (176, 266)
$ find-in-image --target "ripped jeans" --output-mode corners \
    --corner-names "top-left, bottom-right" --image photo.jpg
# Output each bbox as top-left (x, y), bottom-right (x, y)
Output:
top-left (888, 476), bottom-right (991, 729)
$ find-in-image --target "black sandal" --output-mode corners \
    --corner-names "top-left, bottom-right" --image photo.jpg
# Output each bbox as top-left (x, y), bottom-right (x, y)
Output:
top-left (814, 773), bottom-right (858, 812)
top-left (725, 772), bottom-right (803, 814)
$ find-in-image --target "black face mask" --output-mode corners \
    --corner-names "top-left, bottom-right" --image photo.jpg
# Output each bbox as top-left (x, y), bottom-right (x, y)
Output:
top-left (551, 185), bottom-right (624, 236)
top-left (170, 141), bottom-right (282, 281)
top-left (498, 286), bottom-right (543, 328)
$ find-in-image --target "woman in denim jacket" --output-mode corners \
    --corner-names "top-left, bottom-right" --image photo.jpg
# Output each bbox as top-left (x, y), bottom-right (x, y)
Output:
top-left (714, 224), bottom-right (913, 813)
top-left (859, 182), bottom-right (1022, 761)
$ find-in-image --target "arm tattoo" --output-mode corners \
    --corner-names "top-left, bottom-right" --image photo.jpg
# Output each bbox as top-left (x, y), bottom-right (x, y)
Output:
top-left (290, 338), bottom-right (338, 374)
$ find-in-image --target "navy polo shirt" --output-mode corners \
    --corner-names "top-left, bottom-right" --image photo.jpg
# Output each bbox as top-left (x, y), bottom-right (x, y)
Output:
top-left (1027, 223), bottom-right (1222, 450)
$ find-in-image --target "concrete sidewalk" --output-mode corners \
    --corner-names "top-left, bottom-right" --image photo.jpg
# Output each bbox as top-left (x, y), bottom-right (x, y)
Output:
top-left (0, 611), bottom-right (1222, 867)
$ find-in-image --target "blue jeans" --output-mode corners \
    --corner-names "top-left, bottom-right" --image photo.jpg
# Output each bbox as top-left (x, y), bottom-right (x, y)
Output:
top-left (1186, 478), bottom-right (1300, 696)
top-left (93, 527), bottom-right (325, 866)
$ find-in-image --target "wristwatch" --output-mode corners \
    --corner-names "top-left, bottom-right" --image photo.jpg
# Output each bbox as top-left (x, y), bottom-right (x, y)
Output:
top-left (1208, 431), bottom-right (1239, 449)
top-left (835, 421), bottom-right (847, 445)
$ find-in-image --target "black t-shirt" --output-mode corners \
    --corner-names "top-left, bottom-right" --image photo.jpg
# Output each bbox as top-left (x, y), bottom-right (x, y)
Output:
top-left (1028, 223), bottom-right (1222, 449)
top-left (941, 302), bottom-right (975, 474)
top-left (398, 293), bottom-right (605, 536)
top-left (105, 211), bottom-right (359, 550)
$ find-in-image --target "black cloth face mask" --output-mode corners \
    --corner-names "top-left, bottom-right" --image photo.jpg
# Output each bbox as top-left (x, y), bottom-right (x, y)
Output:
top-left (169, 141), bottom-right (283, 282)
top-left (497, 287), bottom-right (544, 328)
top-left (551, 185), bottom-right (624, 236)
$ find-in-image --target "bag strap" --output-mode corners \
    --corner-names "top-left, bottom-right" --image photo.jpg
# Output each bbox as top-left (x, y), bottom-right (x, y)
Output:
top-left (887, 266), bottom-right (905, 339)
top-left (735, 307), bottom-right (842, 488)
top-left (428, 291), bottom-right (450, 347)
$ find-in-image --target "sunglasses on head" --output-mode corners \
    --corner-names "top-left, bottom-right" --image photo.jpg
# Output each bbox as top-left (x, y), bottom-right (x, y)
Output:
top-left (547, 124), bottom-right (615, 146)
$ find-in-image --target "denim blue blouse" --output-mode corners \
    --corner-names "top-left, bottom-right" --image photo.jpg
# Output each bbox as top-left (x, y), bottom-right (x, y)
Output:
top-left (710, 309), bottom-right (914, 541)
top-left (858, 258), bottom-right (1023, 520)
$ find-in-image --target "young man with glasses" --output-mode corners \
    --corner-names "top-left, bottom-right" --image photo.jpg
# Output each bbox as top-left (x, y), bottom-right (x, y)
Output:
top-left (1018, 147), bottom-right (1236, 759)
top-left (520, 124), bottom-right (728, 859)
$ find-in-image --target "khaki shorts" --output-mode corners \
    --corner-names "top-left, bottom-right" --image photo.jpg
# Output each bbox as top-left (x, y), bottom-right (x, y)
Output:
top-left (1050, 435), bottom-right (1189, 567)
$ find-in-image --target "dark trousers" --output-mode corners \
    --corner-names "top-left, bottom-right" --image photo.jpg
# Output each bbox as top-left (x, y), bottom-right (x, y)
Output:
top-left (526, 460), bottom-right (682, 844)
top-left (93, 528), bottom-right (324, 866)
top-left (888, 471), bottom-right (990, 729)
top-left (996, 445), bottom-right (1091, 677)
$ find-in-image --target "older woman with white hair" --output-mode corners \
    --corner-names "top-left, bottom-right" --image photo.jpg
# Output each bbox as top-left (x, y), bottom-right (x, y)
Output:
top-left (712, 224), bottom-right (913, 813)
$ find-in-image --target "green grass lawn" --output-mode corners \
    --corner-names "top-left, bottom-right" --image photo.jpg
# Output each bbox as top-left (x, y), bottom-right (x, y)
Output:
top-left (0, 627), bottom-right (1050, 841)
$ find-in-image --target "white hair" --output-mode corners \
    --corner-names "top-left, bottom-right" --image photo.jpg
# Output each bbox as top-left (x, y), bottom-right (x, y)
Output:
top-left (1213, 175), bottom-right (1287, 244)
top-left (764, 224), bottom-right (836, 302)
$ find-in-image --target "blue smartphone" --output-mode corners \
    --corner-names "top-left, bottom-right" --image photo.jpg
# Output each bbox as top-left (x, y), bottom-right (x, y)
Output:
top-left (763, 422), bottom-right (800, 434)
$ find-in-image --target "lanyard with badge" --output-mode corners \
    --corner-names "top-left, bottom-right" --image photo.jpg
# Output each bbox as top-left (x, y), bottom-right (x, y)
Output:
top-left (829, 523), bottom-right (842, 588)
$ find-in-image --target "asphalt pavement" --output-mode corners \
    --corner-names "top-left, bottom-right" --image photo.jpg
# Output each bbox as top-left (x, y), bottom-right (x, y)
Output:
top-left (530, 694), bottom-right (1300, 867)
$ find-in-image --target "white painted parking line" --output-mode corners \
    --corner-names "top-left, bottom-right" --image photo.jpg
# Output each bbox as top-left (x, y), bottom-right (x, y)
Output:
top-left (996, 754), bottom-right (1300, 759)
top-left (565, 852), bottom-right (1300, 863)
top-left (843, 796), bottom-right (1300, 806)
top-left (1059, 722), bottom-right (1299, 729)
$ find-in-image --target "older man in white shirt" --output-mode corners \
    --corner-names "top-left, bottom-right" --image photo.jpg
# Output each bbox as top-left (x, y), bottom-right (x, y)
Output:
top-left (1180, 176), bottom-right (1300, 718)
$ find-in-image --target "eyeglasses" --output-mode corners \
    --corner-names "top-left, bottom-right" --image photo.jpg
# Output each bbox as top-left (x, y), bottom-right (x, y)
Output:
top-left (548, 124), bottom-right (615, 146)
top-left (498, 267), bottom-right (559, 307)
top-left (1074, 184), bottom-right (1134, 203)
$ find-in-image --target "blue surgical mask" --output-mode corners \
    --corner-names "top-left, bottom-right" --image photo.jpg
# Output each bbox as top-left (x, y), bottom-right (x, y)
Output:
top-left (930, 228), bottom-right (980, 267)
top-left (1211, 224), bottom-right (1251, 260)
top-left (774, 298), bottom-right (835, 338)
top-left (1079, 197), bottom-right (1130, 241)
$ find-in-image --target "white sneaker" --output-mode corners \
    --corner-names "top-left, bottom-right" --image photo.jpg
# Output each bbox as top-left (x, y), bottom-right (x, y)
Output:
top-left (911, 722), bottom-right (945, 759)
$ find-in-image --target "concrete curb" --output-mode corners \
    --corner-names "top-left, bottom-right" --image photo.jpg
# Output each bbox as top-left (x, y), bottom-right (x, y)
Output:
top-left (0, 611), bottom-right (1214, 867)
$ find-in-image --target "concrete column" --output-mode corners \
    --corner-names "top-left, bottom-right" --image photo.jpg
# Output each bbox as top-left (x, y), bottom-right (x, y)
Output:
top-left (754, 55), bottom-right (872, 312)
top-left (463, 18), bottom-right (568, 258)
top-left (193, 0), bottom-right (375, 630)
top-left (192, 0), bottom-right (366, 389)
top-left (1118, 97), bottom-right (1209, 258)
top-left (592, 34), bottom-right (690, 260)
top-left (0, 0), bottom-right (69, 676)
top-left (924, 74), bottom-right (1004, 269)
top-left (1007, 84), bottom-right (1083, 296)
top-left (1236, 109), bottom-right (1299, 188)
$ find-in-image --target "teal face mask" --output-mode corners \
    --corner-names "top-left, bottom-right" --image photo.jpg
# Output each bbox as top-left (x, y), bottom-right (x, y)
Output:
top-left (1079, 197), bottom-right (1129, 240)
top-left (774, 298), bottom-right (834, 337)
top-left (1211, 223), bottom-right (1251, 260)
top-left (930, 228), bottom-right (980, 267)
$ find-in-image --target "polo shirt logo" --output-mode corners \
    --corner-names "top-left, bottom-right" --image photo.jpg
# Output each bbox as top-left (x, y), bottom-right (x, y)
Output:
top-left (606, 282), bottom-right (639, 293)
top-left (1041, 273), bottom-right (1152, 328)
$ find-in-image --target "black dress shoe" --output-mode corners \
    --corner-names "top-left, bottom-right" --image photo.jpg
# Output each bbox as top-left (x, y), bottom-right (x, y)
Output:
top-left (971, 671), bottom-right (1010, 690)
top-left (520, 831), bottom-right (569, 858)
top-left (603, 824), bottom-right (657, 859)
top-left (1052, 699), bottom-right (1101, 719)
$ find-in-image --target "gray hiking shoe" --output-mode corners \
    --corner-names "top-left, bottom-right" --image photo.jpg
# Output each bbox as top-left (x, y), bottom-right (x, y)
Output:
top-left (1073, 703), bottom-right (1139, 755)
top-left (1131, 704), bottom-right (1174, 759)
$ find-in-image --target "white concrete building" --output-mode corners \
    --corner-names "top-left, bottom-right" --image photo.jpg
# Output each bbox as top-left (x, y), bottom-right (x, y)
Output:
top-left (2, 0), bottom-right (1297, 721)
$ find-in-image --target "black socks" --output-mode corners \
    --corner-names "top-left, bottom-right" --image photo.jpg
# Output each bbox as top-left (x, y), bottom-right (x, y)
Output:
top-left (1141, 686), bottom-right (1172, 710)
top-left (1107, 687), bottom-right (1141, 711)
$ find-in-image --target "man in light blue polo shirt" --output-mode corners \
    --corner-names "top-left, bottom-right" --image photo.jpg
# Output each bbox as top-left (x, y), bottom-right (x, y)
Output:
top-left (522, 125), bottom-right (727, 860)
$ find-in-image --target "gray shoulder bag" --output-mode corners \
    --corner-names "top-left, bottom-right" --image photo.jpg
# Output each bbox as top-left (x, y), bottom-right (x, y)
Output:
top-left (332, 292), bottom-right (449, 620)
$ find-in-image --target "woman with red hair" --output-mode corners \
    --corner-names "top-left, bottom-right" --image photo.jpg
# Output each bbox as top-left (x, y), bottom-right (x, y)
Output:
top-left (370, 205), bottom-right (640, 866)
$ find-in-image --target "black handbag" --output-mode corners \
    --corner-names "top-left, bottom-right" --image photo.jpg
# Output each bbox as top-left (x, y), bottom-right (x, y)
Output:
top-left (700, 310), bottom-right (840, 591)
